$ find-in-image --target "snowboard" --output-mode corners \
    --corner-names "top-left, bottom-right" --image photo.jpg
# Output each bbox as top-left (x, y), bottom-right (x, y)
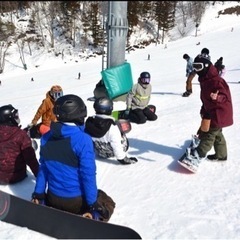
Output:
top-left (177, 135), bottom-right (200, 173)
top-left (0, 190), bottom-right (141, 239)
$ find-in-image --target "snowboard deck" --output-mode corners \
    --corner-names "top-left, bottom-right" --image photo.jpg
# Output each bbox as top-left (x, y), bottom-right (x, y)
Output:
top-left (0, 190), bottom-right (141, 239)
top-left (178, 158), bottom-right (197, 173)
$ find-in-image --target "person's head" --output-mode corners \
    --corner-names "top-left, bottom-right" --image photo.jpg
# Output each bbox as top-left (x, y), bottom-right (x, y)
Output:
top-left (94, 97), bottom-right (113, 115)
top-left (138, 71), bottom-right (151, 85)
top-left (0, 104), bottom-right (20, 126)
top-left (53, 94), bottom-right (87, 125)
top-left (193, 54), bottom-right (212, 77)
top-left (183, 54), bottom-right (189, 60)
top-left (201, 48), bottom-right (211, 60)
top-left (50, 85), bottom-right (63, 100)
top-left (201, 48), bottom-right (209, 55)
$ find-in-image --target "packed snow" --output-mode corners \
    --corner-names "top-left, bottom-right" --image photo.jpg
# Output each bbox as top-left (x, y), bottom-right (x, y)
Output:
top-left (0, 2), bottom-right (240, 239)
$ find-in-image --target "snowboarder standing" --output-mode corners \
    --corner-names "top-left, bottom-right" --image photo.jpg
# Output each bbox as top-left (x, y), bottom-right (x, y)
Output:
top-left (181, 54), bottom-right (233, 172)
top-left (182, 54), bottom-right (196, 97)
top-left (85, 97), bottom-right (138, 165)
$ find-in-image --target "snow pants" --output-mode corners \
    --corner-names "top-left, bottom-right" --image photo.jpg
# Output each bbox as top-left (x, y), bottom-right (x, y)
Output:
top-left (129, 105), bottom-right (157, 124)
top-left (46, 189), bottom-right (115, 222)
top-left (186, 72), bottom-right (196, 92)
top-left (197, 127), bottom-right (227, 159)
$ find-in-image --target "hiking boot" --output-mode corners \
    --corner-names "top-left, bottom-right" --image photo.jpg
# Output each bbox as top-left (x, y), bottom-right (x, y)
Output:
top-left (206, 154), bottom-right (227, 161)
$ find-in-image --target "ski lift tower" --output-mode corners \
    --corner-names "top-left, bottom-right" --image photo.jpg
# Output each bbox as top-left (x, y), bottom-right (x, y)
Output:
top-left (102, 1), bottom-right (128, 70)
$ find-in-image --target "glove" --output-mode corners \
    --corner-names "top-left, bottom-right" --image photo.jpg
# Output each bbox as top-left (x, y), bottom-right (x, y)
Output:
top-left (31, 192), bottom-right (46, 205)
top-left (118, 156), bottom-right (138, 165)
top-left (89, 201), bottom-right (109, 221)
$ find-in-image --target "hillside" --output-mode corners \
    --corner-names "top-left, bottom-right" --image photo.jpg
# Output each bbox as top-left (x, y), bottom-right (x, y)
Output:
top-left (0, 1), bottom-right (240, 239)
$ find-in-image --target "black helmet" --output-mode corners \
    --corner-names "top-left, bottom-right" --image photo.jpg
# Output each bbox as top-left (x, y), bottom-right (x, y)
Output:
top-left (183, 54), bottom-right (189, 60)
top-left (53, 94), bottom-right (87, 125)
top-left (94, 97), bottom-right (113, 115)
top-left (139, 72), bottom-right (151, 84)
top-left (0, 104), bottom-right (20, 126)
top-left (140, 72), bottom-right (151, 79)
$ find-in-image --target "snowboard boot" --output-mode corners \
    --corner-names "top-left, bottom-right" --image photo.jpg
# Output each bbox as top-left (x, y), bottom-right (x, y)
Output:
top-left (206, 154), bottom-right (227, 161)
top-left (182, 90), bottom-right (192, 97)
top-left (182, 148), bottom-right (204, 172)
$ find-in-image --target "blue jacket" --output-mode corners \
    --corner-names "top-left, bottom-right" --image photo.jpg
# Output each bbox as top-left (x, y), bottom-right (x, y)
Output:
top-left (34, 122), bottom-right (97, 205)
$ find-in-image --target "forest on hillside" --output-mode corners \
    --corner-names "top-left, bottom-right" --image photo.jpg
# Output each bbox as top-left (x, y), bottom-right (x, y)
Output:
top-left (0, 1), bottom-right (238, 73)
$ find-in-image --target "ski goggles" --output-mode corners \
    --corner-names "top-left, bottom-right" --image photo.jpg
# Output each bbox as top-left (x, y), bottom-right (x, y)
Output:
top-left (192, 62), bottom-right (204, 72)
top-left (51, 91), bottom-right (63, 100)
top-left (12, 108), bottom-right (20, 124)
top-left (141, 78), bottom-right (150, 84)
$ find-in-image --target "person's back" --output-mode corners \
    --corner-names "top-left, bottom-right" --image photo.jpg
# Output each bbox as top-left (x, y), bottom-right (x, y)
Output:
top-left (85, 97), bottom-right (137, 165)
top-left (0, 104), bottom-right (39, 184)
top-left (32, 94), bottom-right (115, 222)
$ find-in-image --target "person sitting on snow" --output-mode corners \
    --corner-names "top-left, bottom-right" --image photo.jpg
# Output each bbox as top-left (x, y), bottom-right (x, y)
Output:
top-left (85, 96), bottom-right (138, 165)
top-left (0, 104), bottom-right (39, 184)
top-left (125, 71), bottom-right (158, 123)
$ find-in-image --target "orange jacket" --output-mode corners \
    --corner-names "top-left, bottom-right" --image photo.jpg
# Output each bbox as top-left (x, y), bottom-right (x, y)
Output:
top-left (32, 91), bottom-right (57, 126)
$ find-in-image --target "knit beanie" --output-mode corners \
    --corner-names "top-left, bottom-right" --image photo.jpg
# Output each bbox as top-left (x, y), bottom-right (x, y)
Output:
top-left (201, 48), bottom-right (209, 55)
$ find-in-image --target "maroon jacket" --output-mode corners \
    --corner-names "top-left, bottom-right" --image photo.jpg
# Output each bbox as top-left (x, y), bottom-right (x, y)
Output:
top-left (198, 65), bottom-right (233, 128)
top-left (0, 125), bottom-right (39, 184)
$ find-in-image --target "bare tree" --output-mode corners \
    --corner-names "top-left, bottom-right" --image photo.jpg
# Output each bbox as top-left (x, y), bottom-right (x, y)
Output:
top-left (16, 39), bottom-right (27, 70)
top-left (0, 40), bottom-right (11, 73)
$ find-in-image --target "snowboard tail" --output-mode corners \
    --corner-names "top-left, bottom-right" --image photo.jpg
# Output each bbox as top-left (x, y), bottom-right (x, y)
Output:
top-left (0, 190), bottom-right (141, 239)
